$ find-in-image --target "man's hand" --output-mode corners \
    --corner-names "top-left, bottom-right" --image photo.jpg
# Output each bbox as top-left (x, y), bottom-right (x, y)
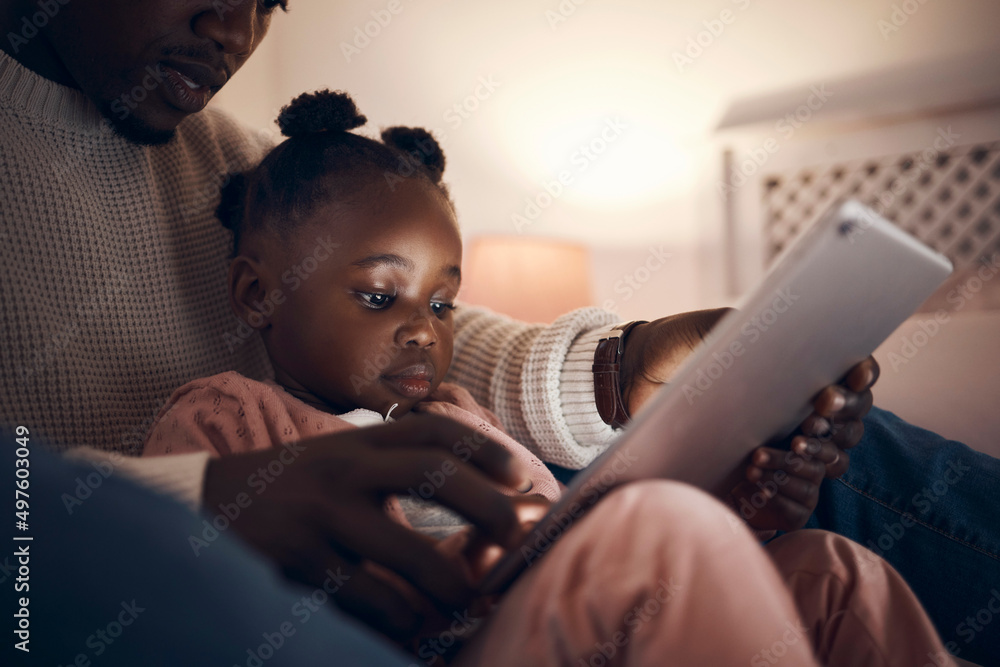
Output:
top-left (201, 414), bottom-right (530, 642)
top-left (618, 311), bottom-right (881, 530)
top-left (797, 356), bottom-right (879, 478)
top-left (619, 309), bottom-right (731, 416)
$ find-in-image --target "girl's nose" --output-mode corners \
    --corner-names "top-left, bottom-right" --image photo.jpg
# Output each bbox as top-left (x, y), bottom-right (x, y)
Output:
top-left (395, 311), bottom-right (437, 348)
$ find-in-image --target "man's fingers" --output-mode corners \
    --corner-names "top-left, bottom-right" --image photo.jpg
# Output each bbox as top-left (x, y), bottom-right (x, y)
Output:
top-left (318, 504), bottom-right (477, 609)
top-left (813, 385), bottom-right (873, 419)
top-left (363, 451), bottom-right (523, 549)
top-left (827, 419), bottom-right (865, 451)
top-left (824, 448), bottom-right (850, 478)
top-left (274, 539), bottom-right (424, 642)
top-left (331, 567), bottom-right (427, 642)
top-left (844, 356), bottom-right (880, 392)
top-left (800, 414), bottom-right (832, 438)
top-left (790, 436), bottom-right (843, 467)
top-left (366, 415), bottom-right (531, 491)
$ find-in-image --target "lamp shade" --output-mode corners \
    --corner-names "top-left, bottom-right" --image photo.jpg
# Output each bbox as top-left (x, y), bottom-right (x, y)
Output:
top-left (461, 236), bottom-right (593, 323)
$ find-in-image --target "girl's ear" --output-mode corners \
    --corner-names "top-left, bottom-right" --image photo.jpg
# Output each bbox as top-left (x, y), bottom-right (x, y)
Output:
top-left (228, 256), bottom-right (273, 330)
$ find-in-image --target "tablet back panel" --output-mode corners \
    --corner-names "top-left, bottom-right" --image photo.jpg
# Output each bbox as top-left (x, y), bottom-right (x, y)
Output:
top-left (481, 200), bottom-right (952, 594)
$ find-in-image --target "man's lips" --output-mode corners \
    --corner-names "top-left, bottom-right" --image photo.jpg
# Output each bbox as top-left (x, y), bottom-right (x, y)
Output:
top-left (383, 364), bottom-right (435, 399)
top-left (163, 59), bottom-right (227, 89)
top-left (158, 61), bottom-right (225, 114)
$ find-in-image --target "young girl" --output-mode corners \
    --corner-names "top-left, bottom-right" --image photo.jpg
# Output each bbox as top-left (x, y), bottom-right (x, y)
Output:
top-left (143, 90), bottom-right (954, 666)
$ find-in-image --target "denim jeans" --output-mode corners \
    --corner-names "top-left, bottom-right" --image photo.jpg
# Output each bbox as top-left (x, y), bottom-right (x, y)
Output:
top-left (805, 407), bottom-right (1000, 666)
top-left (3, 439), bottom-right (410, 667)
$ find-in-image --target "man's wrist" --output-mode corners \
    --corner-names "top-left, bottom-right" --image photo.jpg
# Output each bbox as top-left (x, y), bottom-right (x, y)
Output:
top-left (593, 321), bottom-right (648, 429)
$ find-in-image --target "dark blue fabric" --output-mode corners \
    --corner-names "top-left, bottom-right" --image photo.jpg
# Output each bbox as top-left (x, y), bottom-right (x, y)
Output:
top-left (1, 434), bottom-right (410, 667)
top-left (804, 407), bottom-right (1000, 666)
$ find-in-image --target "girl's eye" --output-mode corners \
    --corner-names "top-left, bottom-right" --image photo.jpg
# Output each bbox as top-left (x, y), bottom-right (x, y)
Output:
top-left (359, 292), bottom-right (393, 310)
top-left (431, 301), bottom-right (456, 317)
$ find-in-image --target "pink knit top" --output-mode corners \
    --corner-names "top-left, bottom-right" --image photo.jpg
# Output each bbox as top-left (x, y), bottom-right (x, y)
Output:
top-left (142, 372), bottom-right (562, 527)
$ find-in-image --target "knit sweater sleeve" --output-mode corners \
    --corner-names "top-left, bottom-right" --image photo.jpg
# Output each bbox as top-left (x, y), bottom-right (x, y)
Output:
top-left (447, 305), bottom-right (620, 470)
top-left (62, 372), bottom-right (289, 512)
top-left (63, 447), bottom-right (210, 513)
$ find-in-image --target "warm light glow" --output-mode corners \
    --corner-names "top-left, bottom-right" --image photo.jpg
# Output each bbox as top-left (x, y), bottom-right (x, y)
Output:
top-left (494, 57), bottom-right (698, 210)
top-left (461, 237), bottom-right (592, 323)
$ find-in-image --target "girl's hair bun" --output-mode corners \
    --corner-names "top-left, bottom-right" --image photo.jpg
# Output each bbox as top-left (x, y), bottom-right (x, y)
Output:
top-left (381, 126), bottom-right (446, 183)
top-left (277, 89), bottom-right (367, 137)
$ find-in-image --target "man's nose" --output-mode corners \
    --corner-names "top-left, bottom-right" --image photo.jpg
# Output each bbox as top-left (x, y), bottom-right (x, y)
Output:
top-left (192, 1), bottom-right (259, 56)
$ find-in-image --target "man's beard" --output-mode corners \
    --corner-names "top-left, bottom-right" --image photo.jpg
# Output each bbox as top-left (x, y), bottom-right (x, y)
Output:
top-left (96, 99), bottom-right (176, 147)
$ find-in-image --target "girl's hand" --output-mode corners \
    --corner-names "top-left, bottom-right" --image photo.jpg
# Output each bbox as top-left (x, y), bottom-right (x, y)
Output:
top-left (729, 446), bottom-right (827, 532)
top-left (728, 357), bottom-right (880, 532)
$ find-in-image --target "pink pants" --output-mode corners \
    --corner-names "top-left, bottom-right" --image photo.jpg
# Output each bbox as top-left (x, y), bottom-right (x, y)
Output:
top-left (454, 481), bottom-right (952, 667)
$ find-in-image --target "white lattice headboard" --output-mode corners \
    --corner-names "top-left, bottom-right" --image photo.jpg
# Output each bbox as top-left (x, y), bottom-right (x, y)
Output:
top-left (713, 53), bottom-right (1000, 301)
top-left (762, 141), bottom-right (1000, 272)
top-left (710, 58), bottom-right (1000, 459)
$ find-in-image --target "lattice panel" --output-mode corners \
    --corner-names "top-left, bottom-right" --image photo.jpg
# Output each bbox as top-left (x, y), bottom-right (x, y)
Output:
top-left (763, 142), bottom-right (1000, 271)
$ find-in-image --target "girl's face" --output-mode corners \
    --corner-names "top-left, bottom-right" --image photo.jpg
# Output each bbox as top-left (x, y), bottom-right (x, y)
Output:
top-left (241, 180), bottom-right (462, 417)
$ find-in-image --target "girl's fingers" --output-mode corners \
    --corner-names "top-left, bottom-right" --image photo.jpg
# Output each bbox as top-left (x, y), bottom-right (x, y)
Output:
top-left (749, 446), bottom-right (826, 481)
top-left (731, 480), bottom-right (814, 532)
top-left (827, 418), bottom-right (865, 451)
top-left (764, 493), bottom-right (815, 532)
top-left (743, 468), bottom-right (821, 506)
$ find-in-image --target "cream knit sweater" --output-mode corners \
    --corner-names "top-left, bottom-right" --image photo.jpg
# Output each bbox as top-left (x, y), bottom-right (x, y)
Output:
top-left (0, 49), bottom-right (619, 509)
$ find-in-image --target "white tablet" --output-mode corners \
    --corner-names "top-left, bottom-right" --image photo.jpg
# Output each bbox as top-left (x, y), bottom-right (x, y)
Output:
top-left (480, 199), bottom-right (953, 594)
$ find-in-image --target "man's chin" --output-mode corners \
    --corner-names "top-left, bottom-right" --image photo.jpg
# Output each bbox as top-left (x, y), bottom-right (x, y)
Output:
top-left (97, 102), bottom-right (177, 147)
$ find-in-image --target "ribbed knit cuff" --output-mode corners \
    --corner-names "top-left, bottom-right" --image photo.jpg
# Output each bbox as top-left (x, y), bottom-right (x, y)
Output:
top-left (559, 325), bottom-right (620, 465)
top-left (521, 308), bottom-right (619, 470)
top-left (64, 447), bottom-right (210, 512)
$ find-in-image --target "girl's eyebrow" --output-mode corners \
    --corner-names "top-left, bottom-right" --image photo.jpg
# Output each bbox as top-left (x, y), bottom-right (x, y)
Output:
top-left (352, 253), bottom-right (461, 279)
top-left (352, 253), bottom-right (412, 270)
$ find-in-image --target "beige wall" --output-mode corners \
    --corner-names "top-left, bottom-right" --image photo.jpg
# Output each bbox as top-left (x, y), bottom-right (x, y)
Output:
top-left (211, 0), bottom-right (1000, 318)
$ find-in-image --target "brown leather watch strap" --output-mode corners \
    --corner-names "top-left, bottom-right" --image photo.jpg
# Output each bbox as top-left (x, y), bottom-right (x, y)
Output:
top-left (593, 320), bottom-right (647, 429)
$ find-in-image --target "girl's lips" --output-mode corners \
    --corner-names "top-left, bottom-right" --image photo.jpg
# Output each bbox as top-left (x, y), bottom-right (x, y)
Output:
top-left (160, 65), bottom-right (213, 114)
top-left (384, 376), bottom-right (433, 399)
top-left (383, 365), bottom-right (434, 399)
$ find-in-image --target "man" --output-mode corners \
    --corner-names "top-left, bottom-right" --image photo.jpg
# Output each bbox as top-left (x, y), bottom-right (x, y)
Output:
top-left (0, 1), bottom-right (996, 663)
